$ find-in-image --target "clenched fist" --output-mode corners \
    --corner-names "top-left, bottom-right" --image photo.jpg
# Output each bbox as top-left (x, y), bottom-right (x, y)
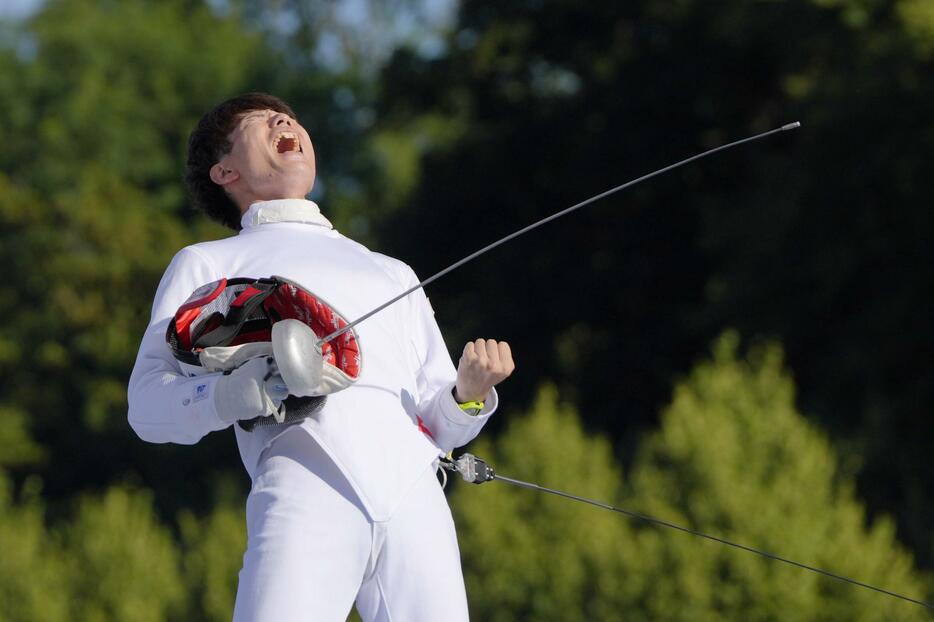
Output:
top-left (454, 339), bottom-right (515, 403)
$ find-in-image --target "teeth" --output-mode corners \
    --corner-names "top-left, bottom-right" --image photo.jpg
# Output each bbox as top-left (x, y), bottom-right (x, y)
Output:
top-left (274, 132), bottom-right (301, 153)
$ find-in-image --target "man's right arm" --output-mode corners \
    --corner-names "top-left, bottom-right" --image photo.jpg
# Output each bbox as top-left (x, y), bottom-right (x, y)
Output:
top-left (127, 247), bottom-right (231, 445)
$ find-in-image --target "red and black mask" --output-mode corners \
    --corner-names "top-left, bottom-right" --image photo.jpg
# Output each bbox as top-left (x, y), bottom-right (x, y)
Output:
top-left (167, 275), bottom-right (361, 383)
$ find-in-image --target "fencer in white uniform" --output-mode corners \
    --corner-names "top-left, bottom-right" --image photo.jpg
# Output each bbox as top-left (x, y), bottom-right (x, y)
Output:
top-left (127, 96), bottom-right (515, 621)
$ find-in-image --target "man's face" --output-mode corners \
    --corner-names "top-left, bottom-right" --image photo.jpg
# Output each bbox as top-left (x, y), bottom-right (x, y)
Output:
top-left (210, 109), bottom-right (316, 211)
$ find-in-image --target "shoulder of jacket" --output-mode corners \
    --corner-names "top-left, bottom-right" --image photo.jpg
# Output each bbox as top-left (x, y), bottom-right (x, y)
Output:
top-left (163, 244), bottom-right (224, 281)
top-left (367, 251), bottom-right (418, 287)
top-left (183, 232), bottom-right (243, 255)
top-left (177, 233), bottom-right (249, 267)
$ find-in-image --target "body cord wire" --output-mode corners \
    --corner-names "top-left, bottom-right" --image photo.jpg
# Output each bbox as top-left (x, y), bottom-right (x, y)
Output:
top-left (488, 470), bottom-right (933, 610)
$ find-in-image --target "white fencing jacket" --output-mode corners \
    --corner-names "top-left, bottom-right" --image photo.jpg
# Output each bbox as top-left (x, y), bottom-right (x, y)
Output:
top-left (128, 199), bottom-right (497, 521)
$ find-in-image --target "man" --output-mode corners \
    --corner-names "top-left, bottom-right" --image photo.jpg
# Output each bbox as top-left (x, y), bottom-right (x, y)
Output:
top-left (128, 92), bottom-right (514, 621)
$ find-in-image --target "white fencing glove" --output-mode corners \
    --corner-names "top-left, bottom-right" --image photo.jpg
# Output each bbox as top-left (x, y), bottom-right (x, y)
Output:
top-left (214, 356), bottom-right (290, 424)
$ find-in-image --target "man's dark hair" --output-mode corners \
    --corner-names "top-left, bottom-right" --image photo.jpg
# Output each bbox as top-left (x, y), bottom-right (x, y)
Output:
top-left (185, 92), bottom-right (297, 230)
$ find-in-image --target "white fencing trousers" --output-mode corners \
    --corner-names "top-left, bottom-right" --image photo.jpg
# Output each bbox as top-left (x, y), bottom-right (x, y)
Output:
top-left (232, 428), bottom-right (470, 622)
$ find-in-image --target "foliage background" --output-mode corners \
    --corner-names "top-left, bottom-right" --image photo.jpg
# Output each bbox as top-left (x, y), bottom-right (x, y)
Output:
top-left (0, 0), bottom-right (932, 619)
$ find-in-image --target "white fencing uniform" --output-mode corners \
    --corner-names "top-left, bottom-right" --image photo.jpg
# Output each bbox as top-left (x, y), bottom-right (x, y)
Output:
top-left (128, 199), bottom-right (496, 621)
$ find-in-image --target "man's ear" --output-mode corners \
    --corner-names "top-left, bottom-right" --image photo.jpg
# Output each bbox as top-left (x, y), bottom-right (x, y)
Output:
top-left (210, 162), bottom-right (239, 186)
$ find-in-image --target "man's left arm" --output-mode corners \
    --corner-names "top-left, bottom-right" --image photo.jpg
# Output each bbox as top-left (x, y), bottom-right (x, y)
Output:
top-left (405, 270), bottom-right (515, 453)
top-left (453, 338), bottom-right (515, 404)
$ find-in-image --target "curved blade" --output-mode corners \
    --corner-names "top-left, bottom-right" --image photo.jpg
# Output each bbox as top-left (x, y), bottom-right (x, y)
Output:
top-left (271, 319), bottom-right (324, 397)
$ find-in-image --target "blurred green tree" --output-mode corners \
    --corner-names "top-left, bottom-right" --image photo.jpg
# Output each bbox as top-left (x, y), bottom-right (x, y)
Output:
top-left (368, 0), bottom-right (934, 565)
top-left (0, 0), bottom-right (263, 212)
top-left (58, 486), bottom-right (186, 622)
top-left (0, 474), bottom-right (69, 622)
top-left (625, 332), bottom-right (929, 620)
top-left (452, 334), bottom-right (930, 620)
top-left (0, 0), bottom-right (262, 519)
top-left (179, 502), bottom-right (246, 622)
top-left (450, 385), bottom-right (631, 622)
top-left (0, 478), bottom-right (193, 622)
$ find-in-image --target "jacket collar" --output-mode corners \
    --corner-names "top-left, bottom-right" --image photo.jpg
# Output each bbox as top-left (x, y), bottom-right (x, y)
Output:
top-left (240, 199), bottom-right (333, 230)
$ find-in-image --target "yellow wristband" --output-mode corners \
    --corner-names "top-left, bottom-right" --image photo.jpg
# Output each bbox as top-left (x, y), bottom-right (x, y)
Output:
top-left (456, 400), bottom-right (485, 412)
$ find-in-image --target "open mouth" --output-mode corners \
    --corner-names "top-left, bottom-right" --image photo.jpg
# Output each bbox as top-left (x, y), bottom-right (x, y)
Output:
top-left (274, 131), bottom-right (302, 154)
